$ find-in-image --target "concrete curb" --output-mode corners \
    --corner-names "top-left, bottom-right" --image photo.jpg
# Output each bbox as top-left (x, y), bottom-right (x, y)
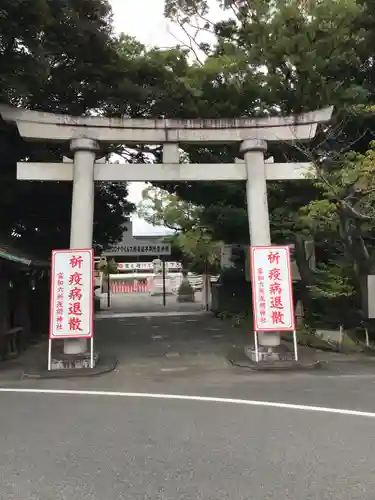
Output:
top-left (22, 356), bottom-right (118, 379)
top-left (230, 359), bottom-right (325, 371)
top-left (227, 347), bottom-right (324, 372)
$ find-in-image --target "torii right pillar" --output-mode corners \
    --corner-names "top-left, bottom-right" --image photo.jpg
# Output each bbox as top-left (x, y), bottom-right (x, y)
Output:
top-left (240, 138), bottom-right (278, 348)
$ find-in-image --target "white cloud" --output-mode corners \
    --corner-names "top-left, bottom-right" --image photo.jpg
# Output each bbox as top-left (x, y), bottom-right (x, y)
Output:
top-left (110, 0), bottom-right (173, 48)
top-left (110, 0), bottom-right (225, 48)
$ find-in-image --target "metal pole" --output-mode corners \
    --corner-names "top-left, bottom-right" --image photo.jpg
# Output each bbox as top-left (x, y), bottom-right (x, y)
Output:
top-left (293, 330), bottom-right (298, 361)
top-left (107, 274), bottom-right (111, 308)
top-left (90, 337), bottom-right (94, 368)
top-left (48, 339), bottom-right (52, 371)
top-left (162, 259), bottom-right (166, 307)
top-left (254, 331), bottom-right (259, 363)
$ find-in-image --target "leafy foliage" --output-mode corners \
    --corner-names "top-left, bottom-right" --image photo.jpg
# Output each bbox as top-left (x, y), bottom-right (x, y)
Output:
top-left (138, 185), bottom-right (220, 272)
top-left (0, 0), bottom-right (134, 256)
top-left (159, 0), bottom-right (375, 325)
top-left (4, 0), bottom-right (375, 328)
top-left (299, 142), bottom-right (375, 277)
top-left (157, 0), bottom-right (372, 248)
top-left (98, 257), bottom-right (118, 276)
top-left (138, 186), bottom-right (201, 231)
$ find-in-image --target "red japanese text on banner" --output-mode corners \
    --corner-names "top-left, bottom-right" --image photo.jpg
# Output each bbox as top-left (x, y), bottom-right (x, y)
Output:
top-left (49, 249), bottom-right (94, 339)
top-left (250, 246), bottom-right (295, 332)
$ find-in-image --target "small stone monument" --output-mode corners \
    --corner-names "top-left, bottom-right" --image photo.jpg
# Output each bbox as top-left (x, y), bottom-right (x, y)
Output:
top-left (177, 271), bottom-right (195, 302)
top-left (152, 258), bottom-right (162, 274)
top-left (150, 258), bottom-right (163, 296)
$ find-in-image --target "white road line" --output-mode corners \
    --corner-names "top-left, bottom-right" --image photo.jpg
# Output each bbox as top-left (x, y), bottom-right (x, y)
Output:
top-left (0, 388), bottom-right (374, 418)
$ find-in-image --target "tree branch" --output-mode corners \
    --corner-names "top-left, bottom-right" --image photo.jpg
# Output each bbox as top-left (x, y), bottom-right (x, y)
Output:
top-left (166, 19), bottom-right (204, 65)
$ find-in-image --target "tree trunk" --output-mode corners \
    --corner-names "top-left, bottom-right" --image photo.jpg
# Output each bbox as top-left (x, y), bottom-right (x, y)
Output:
top-left (338, 211), bottom-right (370, 318)
top-left (294, 235), bottom-right (315, 324)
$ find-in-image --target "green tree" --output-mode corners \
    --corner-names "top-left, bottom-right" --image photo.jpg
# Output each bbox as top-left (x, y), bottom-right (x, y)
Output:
top-left (174, 229), bottom-right (221, 273)
top-left (138, 185), bottom-right (220, 272)
top-left (294, 141), bottom-right (375, 320)
top-left (98, 257), bottom-right (118, 276)
top-left (159, 0), bottom-right (375, 325)
top-left (138, 186), bottom-right (201, 231)
top-left (0, 0), bottom-right (134, 256)
top-left (160, 0), bottom-right (371, 237)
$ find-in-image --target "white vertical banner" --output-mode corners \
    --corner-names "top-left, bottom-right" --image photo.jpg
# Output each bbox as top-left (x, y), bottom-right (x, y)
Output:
top-left (49, 249), bottom-right (94, 339)
top-left (250, 246), bottom-right (295, 332)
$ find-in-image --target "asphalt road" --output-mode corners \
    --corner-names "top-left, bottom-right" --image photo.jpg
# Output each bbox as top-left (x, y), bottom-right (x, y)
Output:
top-left (2, 312), bottom-right (375, 499)
top-left (1, 386), bottom-right (375, 500)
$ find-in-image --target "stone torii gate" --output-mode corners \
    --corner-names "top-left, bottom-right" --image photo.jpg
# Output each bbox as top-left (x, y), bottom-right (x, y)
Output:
top-left (0, 105), bottom-right (333, 356)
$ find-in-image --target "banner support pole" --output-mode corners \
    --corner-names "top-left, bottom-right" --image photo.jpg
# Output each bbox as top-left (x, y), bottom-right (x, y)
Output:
top-left (254, 331), bottom-right (259, 363)
top-left (48, 339), bottom-right (52, 371)
top-left (293, 330), bottom-right (298, 361)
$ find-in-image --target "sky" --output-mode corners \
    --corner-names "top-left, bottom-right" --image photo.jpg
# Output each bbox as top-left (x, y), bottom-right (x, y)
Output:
top-left (109, 0), bottom-right (224, 236)
top-left (110, 0), bottom-right (177, 236)
top-left (110, 0), bottom-right (222, 49)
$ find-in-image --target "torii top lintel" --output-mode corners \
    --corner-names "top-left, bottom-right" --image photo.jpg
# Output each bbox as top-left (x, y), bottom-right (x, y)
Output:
top-left (0, 105), bottom-right (333, 144)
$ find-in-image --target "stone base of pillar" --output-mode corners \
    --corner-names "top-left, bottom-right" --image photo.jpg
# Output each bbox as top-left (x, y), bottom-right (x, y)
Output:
top-left (257, 331), bottom-right (280, 347)
top-left (241, 345), bottom-right (321, 370)
top-left (50, 352), bottom-right (99, 370)
top-left (245, 344), bottom-right (293, 362)
top-left (228, 345), bottom-right (321, 371)
top-left (64, 338), bottom-right (88, 354)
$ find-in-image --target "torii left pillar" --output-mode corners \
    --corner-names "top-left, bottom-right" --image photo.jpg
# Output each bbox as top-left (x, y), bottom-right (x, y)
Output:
top-left (240, 138), bottom-right (280, 349)
top-left (64, 137), bottom-right (99, 355)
